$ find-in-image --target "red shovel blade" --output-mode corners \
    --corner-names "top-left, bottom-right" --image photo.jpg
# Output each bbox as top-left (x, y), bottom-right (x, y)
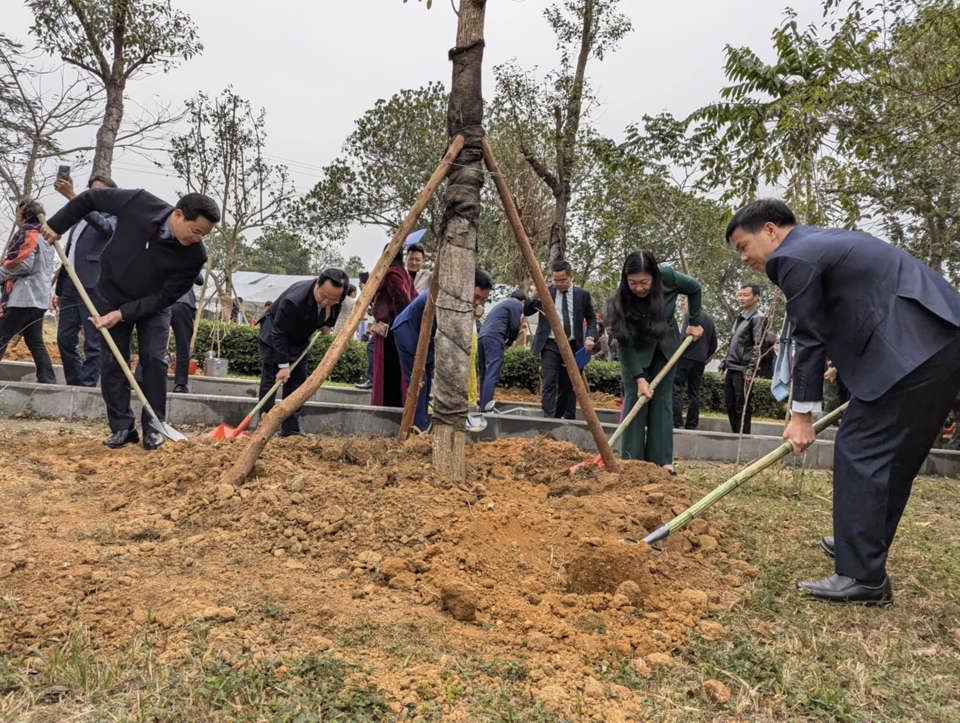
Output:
top-left (568, 453), bottom-right (604, 474)
top-left (207, 415), bottom-right (253, 440)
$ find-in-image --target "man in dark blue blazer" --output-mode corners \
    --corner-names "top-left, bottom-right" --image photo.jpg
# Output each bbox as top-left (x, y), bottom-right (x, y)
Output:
top-left (728, 199), bottom-right (960, 605)
top-left (258, 269), bottom-right (348, 437)
top-left (478, 289), bottom-right (536, 411)
top-left (531, 260), bottom-right (598, 419)
top-left (52, 175), bottom-right (117, 387)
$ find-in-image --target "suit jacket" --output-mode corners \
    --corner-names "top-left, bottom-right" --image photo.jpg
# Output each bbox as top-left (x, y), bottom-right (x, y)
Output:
top-left (680, 309), bottom-right (718, 364)
top-left (766, 224), bottom-right (960, 402)
top-left (258, 279), bottom-right (340, 364)
top-left (618, 266), bottom-right (702, 377)
top-left (531, 285), bottom-right (597, 355)
top-left (479, 298), bottom-right (523, 347)
top-left (47, 188), bottom-right (207, 322)
top-left (54, 209), bottom-right (115, 294)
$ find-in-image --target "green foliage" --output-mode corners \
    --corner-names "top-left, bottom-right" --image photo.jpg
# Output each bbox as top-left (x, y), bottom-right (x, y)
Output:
top-left (191, 320), bottom-right (368, 383)
top-left (242, 227), bottom-right (316, 276)
top-left (584, 359), bottom-right (621, 395)
top-left (498, 347), bottom-right (542, 393)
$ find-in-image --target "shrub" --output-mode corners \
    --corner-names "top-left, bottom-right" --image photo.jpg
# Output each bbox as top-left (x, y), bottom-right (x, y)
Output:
top-left (584, 360), bottom-right (622, 396)
top-left (190, 320), bottom-right (367, 382)
top-left (498, 347), bottom-right (540, 392)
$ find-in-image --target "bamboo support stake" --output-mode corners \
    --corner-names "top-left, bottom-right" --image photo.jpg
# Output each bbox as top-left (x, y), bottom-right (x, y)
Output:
top-left (219, 135), bottom-right (465, 487)
top-left (481, 136), bottom-right (617, 471)
top-left (398, 258), bottom-right (441, 441)
top-left (643, 402), bottom-right (849, 544)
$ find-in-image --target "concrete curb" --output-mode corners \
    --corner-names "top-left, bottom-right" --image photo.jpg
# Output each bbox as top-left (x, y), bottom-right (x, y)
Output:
top-left (1, 377), bottom-right (957, 476)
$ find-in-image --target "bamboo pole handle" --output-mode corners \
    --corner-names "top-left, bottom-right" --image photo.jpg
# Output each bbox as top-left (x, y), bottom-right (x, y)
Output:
top-left (398, 259), bottom-right (441, 441)
top-left (644, 401), bottom-right (849, 543)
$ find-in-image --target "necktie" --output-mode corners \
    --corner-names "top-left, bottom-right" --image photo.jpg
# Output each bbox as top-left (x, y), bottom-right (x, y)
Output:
top-left (562, 290), bottom-right (572, 340)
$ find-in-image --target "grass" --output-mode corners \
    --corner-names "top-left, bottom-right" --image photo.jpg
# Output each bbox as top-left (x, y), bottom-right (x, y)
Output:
top-left (1, 462), bottom-right (957, 720)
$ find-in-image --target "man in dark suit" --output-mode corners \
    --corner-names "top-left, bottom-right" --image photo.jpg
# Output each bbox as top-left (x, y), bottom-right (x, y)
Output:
top-left (478, 289), bottom-right (535, 412)
top-left (170, 275), bottom-right (203, 393)
top-left (728, 199), bottom-right (960, 605)
top-left (531, 260), bottom-right (598, 419)
top-left (258, 269), bottom-right (349, 437)
top-left (51, 174), bottom-right (117, 387)
top-left (43, 189), bottom-right (220, 450)
top-left (673, 299), bottom-right (718, 429)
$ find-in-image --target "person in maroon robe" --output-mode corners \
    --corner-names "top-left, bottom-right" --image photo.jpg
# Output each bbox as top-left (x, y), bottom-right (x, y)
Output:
top-left (370, 248), bottom-right (415, 407)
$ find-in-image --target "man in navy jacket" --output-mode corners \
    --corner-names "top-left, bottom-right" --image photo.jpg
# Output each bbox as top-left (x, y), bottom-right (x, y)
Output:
top-left (258, 269), bottom-right (348, 437)
top-left (727, 199), bottom-right (960, 604)
top-left (52, 174), bottom-right (117, 387)
top-left (478, 289), bottom-right (535, 411)
top-left (43, 188), bottom-right (219, 450)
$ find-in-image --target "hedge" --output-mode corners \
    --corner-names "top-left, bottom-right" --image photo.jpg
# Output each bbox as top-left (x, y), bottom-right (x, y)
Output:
top-left (190, 320), bottom-right (368, 383)
top-left (189, 321), bottom-right (811, 420)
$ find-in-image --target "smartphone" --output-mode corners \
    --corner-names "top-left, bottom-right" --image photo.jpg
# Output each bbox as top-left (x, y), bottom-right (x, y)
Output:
top-left (57, 165), bottom-right (71, 181)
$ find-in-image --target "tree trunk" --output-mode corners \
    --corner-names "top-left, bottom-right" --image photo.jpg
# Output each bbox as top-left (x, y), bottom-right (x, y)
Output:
top-left (432, 0), bottom-right (486, 482)
top-left (547, 183), bottom-right (570, 263)
top-left (93, 79), bottom-right (125, 178)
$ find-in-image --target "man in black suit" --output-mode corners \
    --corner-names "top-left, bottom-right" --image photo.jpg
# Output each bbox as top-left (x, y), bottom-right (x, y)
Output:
top-left (51, 174), bottom-right (117, 387)
top-left (673, 299), bottom-right (718, 429)
top-left (728, 199), bottom-right (960, 605)
top-left (258, 269), bottom-right (349, 437)
top-left (531, 260), bottom-right (597, 419)
top-left (43, 189), bottom-right (220, 450)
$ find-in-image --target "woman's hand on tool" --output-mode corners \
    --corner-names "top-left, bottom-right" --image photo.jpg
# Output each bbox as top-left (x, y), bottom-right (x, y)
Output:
top-left (92, 310), bottom-right (122, 329)
top-left (783, 412), bottom-right (816, 454)
top-left (276, 367), bottom-right (291, 383)
top-left (686, 325), bottom-right (704, 340)
top-left (636, 377), bottom-right (653, 400)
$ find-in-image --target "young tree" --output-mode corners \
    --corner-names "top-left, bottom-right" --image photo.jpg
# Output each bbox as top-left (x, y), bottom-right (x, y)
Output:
top-left (169, 88), bottom-right (295, 319)
top-left (431, 0), bottom-right (486, 481)
top-left (27, 0), bottom-right (202, 177)
top-left (241, 228), bottom-right (317, 276)
top-left (497, 0), bottom-right (631, 262)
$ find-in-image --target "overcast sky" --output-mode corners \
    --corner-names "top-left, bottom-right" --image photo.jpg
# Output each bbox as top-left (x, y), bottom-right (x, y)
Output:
top-left (3, 0), bottom-right (827, 269)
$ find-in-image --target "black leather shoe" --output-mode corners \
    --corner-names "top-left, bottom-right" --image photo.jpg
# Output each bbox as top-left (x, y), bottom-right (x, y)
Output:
top-left (172, 384), bottom-right (189, 394)
top-left (103, 427), bottom-right (139, 449)
top-left (796, 573), bottom-right (893, 605)
top-left (142, 429), bottom-right (165, 450)
top-left (820, 536), bottom-right (835, 558)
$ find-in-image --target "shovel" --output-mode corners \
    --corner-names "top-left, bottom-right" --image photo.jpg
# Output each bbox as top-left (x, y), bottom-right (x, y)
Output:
top-left (642, 401), bottom-right (849, 544)
top-left (569, 335), bottom-right (695, 474)
top-left (50, 237), bottom-right (187, 442)
top-left (207, 331), bottom-right (321, 440)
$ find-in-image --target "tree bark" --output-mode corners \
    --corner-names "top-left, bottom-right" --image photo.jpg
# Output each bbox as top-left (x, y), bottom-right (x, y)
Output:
top-left (432, 0), bottom-right (486, 482)
top-left (93, 80), bottom-right (125, 177)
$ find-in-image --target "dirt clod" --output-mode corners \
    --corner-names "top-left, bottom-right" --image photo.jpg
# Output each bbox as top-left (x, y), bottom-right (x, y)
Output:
top-left (440, 581), bottom-right (477, 622)
top-left (703, 678), bottom-right (732, 703)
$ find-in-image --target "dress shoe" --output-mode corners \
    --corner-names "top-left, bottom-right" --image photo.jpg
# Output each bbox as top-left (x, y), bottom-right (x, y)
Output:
top-left (354, 380), bottom-right (373, 390)
top-left (103, 427), bottom-right (139, 449)
top-left (820, 536), bottom-right (835, 558)
top-left (172, 384), bottom-right (189, 394)
top-left (279, 429), bottom-right (307, 438)
top-left (142, 428), bottom-right (165, 450)
top-left (796, 573), bottom-right (893, 606)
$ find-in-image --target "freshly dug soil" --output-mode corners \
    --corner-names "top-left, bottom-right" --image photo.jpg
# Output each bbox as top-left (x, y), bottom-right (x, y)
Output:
top-left (0, 430), bottom-right (754, 717)
top-left (496, 386), bottom-right (621, 409)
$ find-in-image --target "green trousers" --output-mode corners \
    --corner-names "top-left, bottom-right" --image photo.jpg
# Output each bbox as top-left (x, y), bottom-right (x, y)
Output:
top-left (619, 346), bottom-right (676, 465)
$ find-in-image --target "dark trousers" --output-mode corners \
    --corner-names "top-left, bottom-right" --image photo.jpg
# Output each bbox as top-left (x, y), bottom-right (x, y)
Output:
top-left (393, 321), bottom-right (433, 430)
top-left (258, 341), bottom-right (308, 435)
top-left (365, 335), bottom-right (375, 382)
top-left (0, 306), bottom-right (55, 384)
top-left (833, 333), bottom-right (960, 582)
top-left (170, 302), bottom-right (195, 387)
top-left (478, 335), bottom-right (505, 411)
top-left (57, 289), bottom-right (100, 386)
top-left (724, 369), bottom-right (752, 434)
top-left (541, 339), bottom-right (575, 419)
top-left (99, 304), bottom-right (171, 433)
top-left (672, 358), bottom-right (705, 429)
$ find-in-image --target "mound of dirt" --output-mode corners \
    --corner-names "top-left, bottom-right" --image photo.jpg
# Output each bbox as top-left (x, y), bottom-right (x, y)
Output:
top-left (0, 431), bottom-right (755, 717)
